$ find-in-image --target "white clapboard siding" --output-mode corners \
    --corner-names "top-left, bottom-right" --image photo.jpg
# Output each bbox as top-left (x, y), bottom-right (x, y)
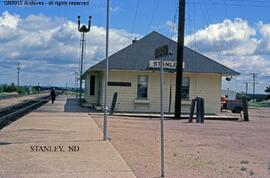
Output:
top-left (85, 70), bottom-right (221, 114)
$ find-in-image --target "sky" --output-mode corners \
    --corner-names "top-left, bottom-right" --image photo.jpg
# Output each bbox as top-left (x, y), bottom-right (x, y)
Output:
top-left (0, 0), bottom-right (270, 94)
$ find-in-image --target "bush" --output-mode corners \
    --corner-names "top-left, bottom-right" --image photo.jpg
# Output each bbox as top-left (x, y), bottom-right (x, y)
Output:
top-left (17, 87), bottom-right (26, 95)
top-left (3, 83), bottom-right (17, 92)
top-left (0, 84), bottom-right (41, 95)
top-left (0, 85), bottom-right (4, 93)
top-left (236, 92), bottom-right (250, 101)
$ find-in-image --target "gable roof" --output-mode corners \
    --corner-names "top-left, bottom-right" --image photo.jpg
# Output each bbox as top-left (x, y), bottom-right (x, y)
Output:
top-left (84, 31), bottom-right (240, 76)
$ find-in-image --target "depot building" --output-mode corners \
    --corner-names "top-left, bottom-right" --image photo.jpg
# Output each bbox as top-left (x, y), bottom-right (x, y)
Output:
top-left (82, 31), bottom-right (239, 114)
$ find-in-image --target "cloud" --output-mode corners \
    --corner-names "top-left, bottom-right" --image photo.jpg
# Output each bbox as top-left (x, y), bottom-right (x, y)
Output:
top-left (0, 11), bottom-right (137, 86)
top-left (110, 6), bottom-right (122, 12)
top-left (256, 21), bottom-right (270, 54)
top-left (185, 18), bottom-right (257, 56)
top-left (165, 20), bottom-right (177, 33)
top-left (184, 18), bottom-right (270, 93)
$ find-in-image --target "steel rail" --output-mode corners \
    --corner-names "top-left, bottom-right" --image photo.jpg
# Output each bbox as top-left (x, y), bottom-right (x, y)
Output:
top-left (0, 96), bottom-right (50, 125)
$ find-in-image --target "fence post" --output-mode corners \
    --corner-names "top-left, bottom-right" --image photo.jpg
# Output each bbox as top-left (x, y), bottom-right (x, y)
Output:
top-left (242, 99), bottom-right (249, 121)
top-left (196, 97), bottom-right (201, 123)
top-left (200, 98), bottom-right (205, 123)
top-left (189, 99), bottom-right (196, 123)
top-left (110, 92), bottom-right (118, 115)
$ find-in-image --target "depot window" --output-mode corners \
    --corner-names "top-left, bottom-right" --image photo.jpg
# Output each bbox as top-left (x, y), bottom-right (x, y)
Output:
top-left (90, 75), bottom-right (95, 96)
top-left (182, 77), bottom-right (189, 99)
top-left (137, 75), bottom-right (148, 99)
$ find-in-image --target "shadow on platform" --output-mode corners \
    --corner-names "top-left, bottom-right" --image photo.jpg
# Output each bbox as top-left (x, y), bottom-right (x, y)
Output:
top-left (0, 142), bottom-right (12, 146)
top-left (64, 98), bottom-right (94, 113)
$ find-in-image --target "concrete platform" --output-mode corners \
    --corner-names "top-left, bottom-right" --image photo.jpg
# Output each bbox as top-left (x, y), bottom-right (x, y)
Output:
top-left (0, 95), bottom-right (136, 178)
top-left (106, 112), bottom-right (240, 121)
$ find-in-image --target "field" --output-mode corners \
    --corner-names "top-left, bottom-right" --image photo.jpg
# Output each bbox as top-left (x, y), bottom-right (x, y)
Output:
top-left (249, 100), bottom-right (270, 108)
top-left (93, 108), bottom-right (270, 178)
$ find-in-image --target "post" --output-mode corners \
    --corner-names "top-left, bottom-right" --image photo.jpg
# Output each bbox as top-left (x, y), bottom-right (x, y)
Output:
top-left (168, 84), bottom-right (172, 113)
top-left (175, 0), bottom-right (186, 119)
top-left (189, 99), bottom-right (196, 123)
top-left (16, 63), bottom-right (21, 86)
top-left (242, 99), bottom-right (249, 121)
top-left (77, 16), bottom-right (92, 105)
top-left (196, 97), bottom-right (201, 123)
top-left (74, 71), bottom-right (78, 99)
top-left (103, 0), bottom-right (110, 141)
top-left (155, 45), bottom-right (168, 177)
top-left (79, 32), bottom-right (85, 104)
top-left (160, 57), bottom-right (165, 177)
top-left (246, 83), bottom-right (248, 95)
top-left (110, 92), bottom-right (118, 115)
top-left (201, 98), bottom-right (205, 123)
top-left (252, 73), bottom-right (256, 102)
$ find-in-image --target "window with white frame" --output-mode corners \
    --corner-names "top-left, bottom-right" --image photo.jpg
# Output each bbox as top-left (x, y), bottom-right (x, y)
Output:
top-left (182, 77), bottom-right (189, 99)
top-left (137, 75), bottom-right (148, 99)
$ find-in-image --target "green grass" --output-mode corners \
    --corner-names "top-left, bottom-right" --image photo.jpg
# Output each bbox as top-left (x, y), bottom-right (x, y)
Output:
top-left (249, 100), bottom-right (270, 108)
top-left (65, 91), bottom-right (77, 96)
top-left (0, 92), bottom-right (18, 96)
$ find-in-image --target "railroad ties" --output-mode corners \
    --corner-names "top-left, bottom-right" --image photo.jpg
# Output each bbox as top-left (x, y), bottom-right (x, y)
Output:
top-left (0, 95), bottom-right (51, 129)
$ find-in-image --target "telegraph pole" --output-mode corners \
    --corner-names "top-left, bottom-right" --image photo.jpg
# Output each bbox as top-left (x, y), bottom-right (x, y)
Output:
top-left (175, 0), bottom-right (186, 119)
top-left (16, 63), bottom-right (21, 86)
top-left (103, 0), bottom-right (110, 141)
top-left (77, 16), bottom-right (92, 105)
top-left (74, 71), bottom-right (79, 98)
top-left (252, 73), bottom-right (256, 102)
top-left (243, 82), bottom-right (248, 95)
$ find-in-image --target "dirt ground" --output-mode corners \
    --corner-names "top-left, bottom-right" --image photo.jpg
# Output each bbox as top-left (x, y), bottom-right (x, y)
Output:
top-left (93, 108), bottom-right (270, 178)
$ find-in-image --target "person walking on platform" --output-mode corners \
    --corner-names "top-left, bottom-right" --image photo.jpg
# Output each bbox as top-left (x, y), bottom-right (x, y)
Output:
top-left (50, 88), bottom-right (56, 104)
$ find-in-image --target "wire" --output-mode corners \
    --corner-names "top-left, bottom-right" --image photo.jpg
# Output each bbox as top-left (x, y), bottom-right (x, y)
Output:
top-left (167, 0), bottom-right (178, 51)
top-left (130, 0), bottom-right (140, 34)
top-left (187, 1), bottom-right (270, 8)
top-left (198, 0), bottom-right (224, 63)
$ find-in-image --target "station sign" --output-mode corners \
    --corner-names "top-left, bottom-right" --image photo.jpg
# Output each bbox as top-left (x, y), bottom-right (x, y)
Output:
top-left (149, 60), bottom-right (185, 69)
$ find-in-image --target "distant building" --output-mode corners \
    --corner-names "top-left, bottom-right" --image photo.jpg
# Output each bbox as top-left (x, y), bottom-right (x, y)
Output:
top-left (82, 31), bottom-right (239, 114)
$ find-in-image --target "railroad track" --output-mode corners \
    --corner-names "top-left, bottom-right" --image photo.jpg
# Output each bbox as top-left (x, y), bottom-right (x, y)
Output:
top-left (0, 95), bottom-right (51, 130)
top-left (0, 91), bottom-right (49, 100)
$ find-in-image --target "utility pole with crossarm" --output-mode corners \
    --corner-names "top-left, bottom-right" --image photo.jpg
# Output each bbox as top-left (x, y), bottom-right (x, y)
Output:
top-left (175, 0), bottom-right (186, 119)
top-left (16, 63), bottom-right (21, 87)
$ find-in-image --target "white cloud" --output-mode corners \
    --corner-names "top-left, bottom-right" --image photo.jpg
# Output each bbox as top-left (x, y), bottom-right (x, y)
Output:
top-left (183, 18), bottom-right (270, 93)
top-left (0, 11), bottom-right (138, 86)
top-left (165, 20), bottom-right (177, 33)
top-left (110, 6), bottom-right (122, 12)
top-left (185, 18), bottom-right (258, 56)
top-left (0, 11), bottom-right (20, 40)
top-left (256, 21), bottom-right (270, 54)
top-left (0, 11), bottom-right (20, 29)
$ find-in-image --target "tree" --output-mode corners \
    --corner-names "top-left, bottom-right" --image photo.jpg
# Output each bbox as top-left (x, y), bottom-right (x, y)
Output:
top-left (4, 83), bottom-right (17, 92)
top-left (0, 85), bottom-right (3, 93)
top-left (265, 85), bottom-right (270, 93)
top-left (236, 92), bottom-right (250, 101)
